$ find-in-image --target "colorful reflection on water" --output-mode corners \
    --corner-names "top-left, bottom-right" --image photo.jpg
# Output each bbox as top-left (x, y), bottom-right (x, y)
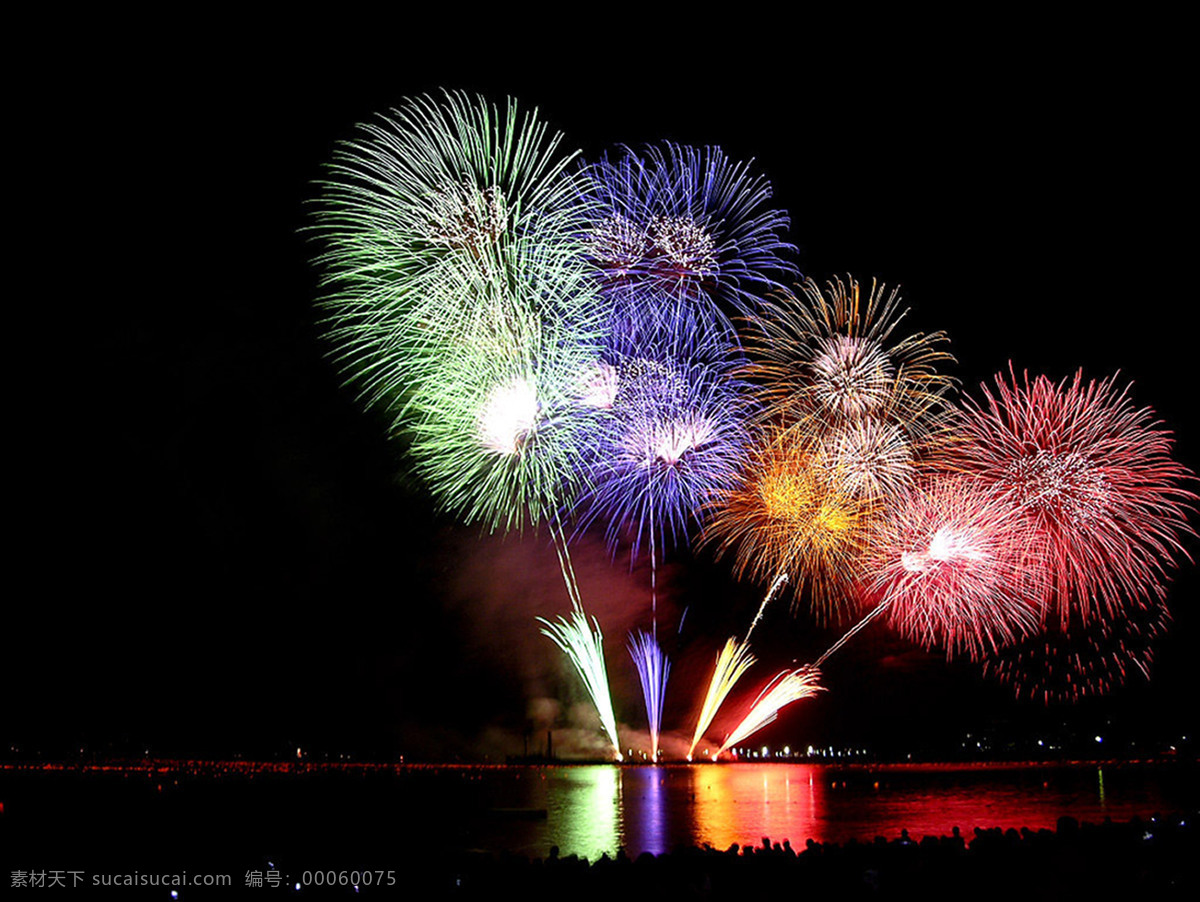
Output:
top-left (513, 762), bottom-right (1192, 859)
top-left (3, 759), bottom-right (1190, 862)
top-left (687, 763), bottom-right (823, 850)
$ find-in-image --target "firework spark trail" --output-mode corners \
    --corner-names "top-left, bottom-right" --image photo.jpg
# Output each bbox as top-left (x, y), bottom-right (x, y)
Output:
top-left (687, 637), bottom-right (757, 761)
top-left (814, 602), bottom-right (893, 667)
top-left (680, 570), bottom-right (786, 763)
top-left (548, 513), bottom-right (584, 608)
top-left (633, 468), bottom-right (673, 761)
top-left (649, 447), bottom-right (659, 629)
top-left (745, 572), bottom-right (789, 642)
top-left (717, 667), bottom-right (825, 756)
top-left (538, 605), bottom-right (622, 761)
top-left (628, 630), bottom-right (670, 761)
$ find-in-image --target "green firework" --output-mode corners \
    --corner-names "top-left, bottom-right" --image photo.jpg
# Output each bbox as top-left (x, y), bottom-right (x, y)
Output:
top-left (311, 91), bottom-right (604, 529)
top-left (312, 90), bottom-right (599, 433)
top-left (406, 292), bottom-right (602, 532)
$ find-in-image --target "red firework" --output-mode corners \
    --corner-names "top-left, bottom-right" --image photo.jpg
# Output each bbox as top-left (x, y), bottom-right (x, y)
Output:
top-left (951, 368), bottom-right (1196, 628)
top-left (867, 477), bottom-right (1045, 660)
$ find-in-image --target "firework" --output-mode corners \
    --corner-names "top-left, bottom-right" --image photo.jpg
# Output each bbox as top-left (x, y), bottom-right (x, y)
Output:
top-left (952, 368), bottom-right (1196, 628)
top-left (538, 606), bottom-right (622, 761)
top-left (687, 637), bottom-right (757, 761)
top-left (704, 426), bottom-right (873, 622)
top-left (864, 477), bottom-right (1045, 660)
top-left (583, 143), bottom-right (796, 336)
top-left (717, 667), bottom-right (824, 756)
top-left (406, 311), bottom-right (602, 532)
top-left (744, 276), bottom-right (954, 437)
top-left (312, 90), bottom-right (600, 432)
top-left (705, 276), bottom-right (955, 620)
top-left (628, 630), bottom-right (670, 760)
top-left (575, 335), bottom-right (753, 562)
top-left (983, 598), bottom-right (1169, 704)
top-left (814, 414), bottom-right (919, 504)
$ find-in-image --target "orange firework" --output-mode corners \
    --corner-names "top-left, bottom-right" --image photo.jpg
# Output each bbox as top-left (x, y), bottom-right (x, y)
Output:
top-left (743, 275), bottom-right (955, 441)
top-left (704, 427), bottom-right (874, 623)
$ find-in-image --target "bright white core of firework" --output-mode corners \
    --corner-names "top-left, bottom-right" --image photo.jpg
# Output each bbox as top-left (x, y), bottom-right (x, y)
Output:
top-left (902, 526), bottom-right (988, 573)
top-left (478, 377), bottom-right (539, 455)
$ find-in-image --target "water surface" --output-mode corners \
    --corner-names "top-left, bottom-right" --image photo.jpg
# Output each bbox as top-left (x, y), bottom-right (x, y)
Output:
top-left (460, 762), bottom-right (1194, 859)
top-left (3, 760), bottom-right (1193, 866)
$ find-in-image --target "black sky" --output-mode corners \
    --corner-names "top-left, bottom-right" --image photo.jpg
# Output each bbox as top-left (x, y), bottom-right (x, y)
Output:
top-left (7, 28), bottom-right (1196, 760)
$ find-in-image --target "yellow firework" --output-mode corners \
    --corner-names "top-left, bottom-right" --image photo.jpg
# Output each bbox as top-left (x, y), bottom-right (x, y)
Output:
top-left (687, 637), bottom-right (757, 761)
top-left (704, 427), bottom-right (875, 623)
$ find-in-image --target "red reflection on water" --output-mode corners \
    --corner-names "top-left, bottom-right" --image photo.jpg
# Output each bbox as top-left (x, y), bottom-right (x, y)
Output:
top-left (678, 762), bottom-right (1177, 848)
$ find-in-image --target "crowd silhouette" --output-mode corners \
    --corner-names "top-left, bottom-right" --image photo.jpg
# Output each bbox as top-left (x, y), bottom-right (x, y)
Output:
top-left (432, 813), bottom-right (1195, 900)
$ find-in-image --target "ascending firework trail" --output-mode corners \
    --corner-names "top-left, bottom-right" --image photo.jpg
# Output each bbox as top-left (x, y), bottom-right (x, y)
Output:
top-left (685, 573), bottom-right (789, 761)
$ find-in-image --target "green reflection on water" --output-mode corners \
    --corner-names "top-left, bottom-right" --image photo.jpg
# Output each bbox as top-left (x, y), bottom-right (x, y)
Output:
top-left (546, 766), bottom-right (623, 860)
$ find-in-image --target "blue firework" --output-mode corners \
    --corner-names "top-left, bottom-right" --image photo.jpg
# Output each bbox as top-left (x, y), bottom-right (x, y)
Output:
top-left (573, 324), bottom-right (754, 562)
top-left (582, 143), bottom-right (797, 337)
top-left (628, 629), bottom-right (671, 761)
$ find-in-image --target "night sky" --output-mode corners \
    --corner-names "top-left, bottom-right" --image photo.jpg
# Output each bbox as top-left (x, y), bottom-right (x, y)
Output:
top-left (8, 31), bottom-right (1196, 761)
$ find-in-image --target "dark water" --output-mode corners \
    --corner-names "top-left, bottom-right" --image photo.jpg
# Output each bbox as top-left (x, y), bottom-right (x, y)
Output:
top-left (440, 761), bottom-right (1195, 859)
